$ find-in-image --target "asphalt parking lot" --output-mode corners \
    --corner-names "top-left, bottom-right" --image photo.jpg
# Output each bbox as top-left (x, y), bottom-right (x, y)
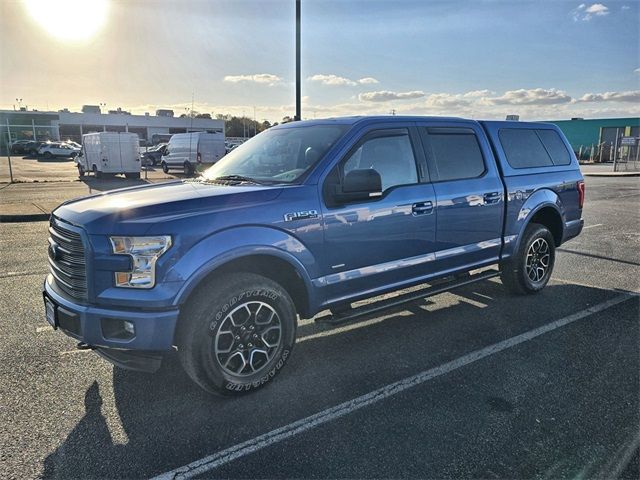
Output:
top-left (0, 175), bottom-right (638, 479)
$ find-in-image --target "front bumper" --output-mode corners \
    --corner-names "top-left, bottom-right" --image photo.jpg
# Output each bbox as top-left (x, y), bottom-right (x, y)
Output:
top-left (43, 275), bottom-right (180, 353)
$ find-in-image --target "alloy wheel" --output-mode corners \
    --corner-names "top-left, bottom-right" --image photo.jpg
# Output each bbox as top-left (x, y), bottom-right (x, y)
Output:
top-left (526, 238), bottom-right (550, 282)
top-left (213, 301), bottom-right (282, 377)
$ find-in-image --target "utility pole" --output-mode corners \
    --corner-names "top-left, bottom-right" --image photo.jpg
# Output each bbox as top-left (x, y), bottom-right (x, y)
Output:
top-left (295, 0), bottom-right (301, 121)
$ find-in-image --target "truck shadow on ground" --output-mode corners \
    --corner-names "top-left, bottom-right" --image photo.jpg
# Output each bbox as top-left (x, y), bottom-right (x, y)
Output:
top-left (40, 281), bottom-right (634, 479)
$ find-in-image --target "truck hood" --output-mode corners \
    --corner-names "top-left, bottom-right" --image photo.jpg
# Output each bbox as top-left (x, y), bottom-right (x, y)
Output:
top-left (53, 180), bottom-right (284, 234)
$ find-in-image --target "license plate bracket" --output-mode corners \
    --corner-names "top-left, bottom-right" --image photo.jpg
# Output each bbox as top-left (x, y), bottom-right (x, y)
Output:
top-left (44, 294), bottom-right (58, 329)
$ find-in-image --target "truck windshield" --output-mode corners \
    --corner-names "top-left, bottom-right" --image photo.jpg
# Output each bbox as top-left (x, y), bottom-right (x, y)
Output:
top-left (202, 124), bottom-right (348, 184)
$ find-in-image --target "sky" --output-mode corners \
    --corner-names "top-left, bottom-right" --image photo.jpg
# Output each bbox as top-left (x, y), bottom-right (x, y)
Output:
top-left (0, 0), bottom-right (638, 122)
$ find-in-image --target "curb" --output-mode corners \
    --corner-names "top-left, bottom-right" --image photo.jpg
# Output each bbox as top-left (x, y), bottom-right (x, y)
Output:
top-left (0, 213), bottom-right (50, 223)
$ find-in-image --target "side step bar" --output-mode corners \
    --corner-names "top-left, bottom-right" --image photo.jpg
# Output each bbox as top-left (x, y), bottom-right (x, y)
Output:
top-left (315, 268), bottom-right (500, 326)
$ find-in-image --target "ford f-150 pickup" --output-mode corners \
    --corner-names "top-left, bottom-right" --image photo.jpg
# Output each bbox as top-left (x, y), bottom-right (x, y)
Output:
top-left (43, 116), bottom-right (584, 395)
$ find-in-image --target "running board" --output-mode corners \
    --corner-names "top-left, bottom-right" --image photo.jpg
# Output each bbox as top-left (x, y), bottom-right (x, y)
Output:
top-left (315, 269), bottom-right (500, 326)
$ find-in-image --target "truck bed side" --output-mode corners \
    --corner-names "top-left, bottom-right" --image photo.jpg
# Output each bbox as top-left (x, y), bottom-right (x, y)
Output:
top-left (481, 121), bottom-right (584, 260)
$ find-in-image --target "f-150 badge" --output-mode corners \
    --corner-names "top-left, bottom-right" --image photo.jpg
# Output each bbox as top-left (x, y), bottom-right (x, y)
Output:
top-left (284, 210), bottom-right (319, 222)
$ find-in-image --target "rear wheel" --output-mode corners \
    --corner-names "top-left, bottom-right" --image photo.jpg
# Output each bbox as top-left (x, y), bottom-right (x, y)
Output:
top-left (43, 151), bottom-right (52, 159)
top-left (77, 165), bottom-right (85, 177)
top-left (183, 162), bottom-right (193, 176)
top-left (161, 162), bottom-right (169, 174)
top-left (125, 172), bottom-right (140, 179)
top-left (177, 272), bottom-right (297, 396)
top-left (501, 223), bottom-right (555, 295)
top-left (92, 164), bottom-right (102, 179)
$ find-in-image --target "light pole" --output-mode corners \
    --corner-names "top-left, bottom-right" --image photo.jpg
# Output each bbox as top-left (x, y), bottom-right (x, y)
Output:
top-left (295, 0), bottom-right (301, 121)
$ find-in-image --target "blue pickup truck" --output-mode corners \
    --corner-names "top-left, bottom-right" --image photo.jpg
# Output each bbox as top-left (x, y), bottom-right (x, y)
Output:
top-left (44, 116), bottom-right (584, 395)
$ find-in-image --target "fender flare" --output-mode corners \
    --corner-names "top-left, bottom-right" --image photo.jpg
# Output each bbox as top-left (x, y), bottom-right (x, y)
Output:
top-left (169, 227), bottom-right (316, 311)
top-left (508, 189), bottom-right (565, 257)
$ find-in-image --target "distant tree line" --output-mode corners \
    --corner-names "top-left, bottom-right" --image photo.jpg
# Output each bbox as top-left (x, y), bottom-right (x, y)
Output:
top-left (179, 112), bottom-right (296, 138)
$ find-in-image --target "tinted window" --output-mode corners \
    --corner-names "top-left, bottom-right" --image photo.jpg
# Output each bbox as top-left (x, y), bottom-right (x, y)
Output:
top-left (426, 130), bottom-right (485, 181)
top-left (537, 129), bottom-right (571, 165)
top-left (499, 129), bottom-right (553, 168)
top-left (342, 132), bottom-right (418, 192)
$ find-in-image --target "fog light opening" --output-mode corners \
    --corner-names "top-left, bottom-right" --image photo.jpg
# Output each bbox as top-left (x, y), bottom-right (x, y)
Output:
top-left (101, 318), bottom-right (136, 340)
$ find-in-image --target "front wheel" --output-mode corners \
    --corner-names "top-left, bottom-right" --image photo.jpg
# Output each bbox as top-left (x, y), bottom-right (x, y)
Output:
top-left (177, 273), bottom-right (297, 396)
top-left (183, 162), bottom-right (193, 176)
top-left (161, 162), bottom-right (169, 174)
top-left (43, 151), bottom-right (53, 159)
top-left (501, 223), bottom-right (556, 295)
top-left (77, 165), bottom-right (85, 177)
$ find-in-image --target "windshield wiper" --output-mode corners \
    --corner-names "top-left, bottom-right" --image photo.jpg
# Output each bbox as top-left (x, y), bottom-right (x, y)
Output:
top-left (210, 175), bottom-right (263, 185)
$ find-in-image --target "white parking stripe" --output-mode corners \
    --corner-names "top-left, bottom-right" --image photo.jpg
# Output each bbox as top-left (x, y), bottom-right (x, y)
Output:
top-left (582, 223), bottom-right (603, 229)
top-left (153, 293), bottom-right (633, 480)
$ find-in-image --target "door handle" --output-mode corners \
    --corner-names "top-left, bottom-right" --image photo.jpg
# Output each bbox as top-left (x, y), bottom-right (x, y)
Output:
top-left (483, 192), bottom-right (501, 205)
top-left (412, 201), bottom-right (433, 215)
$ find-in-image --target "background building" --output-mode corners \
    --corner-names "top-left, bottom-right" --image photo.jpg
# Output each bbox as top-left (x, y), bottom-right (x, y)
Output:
top-left (548, 117), bottom-right (640, 161)
top-left (0, 107), bottom-right (224, 153)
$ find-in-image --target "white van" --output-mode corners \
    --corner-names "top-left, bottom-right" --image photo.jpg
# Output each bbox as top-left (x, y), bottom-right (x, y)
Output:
top-left (161, 132), bottom-right (225, 175)
top-left (78, 132), bottom-right (141, 179)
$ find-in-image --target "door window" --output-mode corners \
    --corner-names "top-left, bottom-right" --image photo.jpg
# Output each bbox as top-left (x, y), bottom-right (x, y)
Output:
top-left (424, 128), bottom-right (485, 181)
top-left (341, 131), bottom-right (418, 192)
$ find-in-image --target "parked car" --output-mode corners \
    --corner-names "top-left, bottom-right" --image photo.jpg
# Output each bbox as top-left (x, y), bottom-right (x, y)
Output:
top-left (161, 132), bottom-right (226, 175)
top-left (10, 140), bottom-right (32, 154)
top-left (63, 140), bottom-right (82, 149)
top-left (38, 142), bottom-right (81, 159)
top-left (24, 141), bottom-right (48, 156)
top-left (141, 142), bottom-right (168, 166)
top-left (43, 116), bottom-right (584, 396)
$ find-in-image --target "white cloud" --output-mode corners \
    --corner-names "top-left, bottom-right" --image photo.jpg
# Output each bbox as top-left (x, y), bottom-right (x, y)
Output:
top-left (463, 89), bottom-right (494, 98)
top-left (424, 93), bottom-right (471, 108)
top-left (359, 90), bottom-right (426, 102)
top-left (572, 3), bottom-right (610, 21)
top-left (223, 74), bottom-right (282, 86)
top-left (577, 90), bottom-right (640, 102)
top-left (621, 5), bottom-right (630, 10)
top-left (308, 74), bottom-right (379, 86)
top-left (634, 68), bottom-right (640, 74)
top-left (480, 88), bottom-right (572, 105)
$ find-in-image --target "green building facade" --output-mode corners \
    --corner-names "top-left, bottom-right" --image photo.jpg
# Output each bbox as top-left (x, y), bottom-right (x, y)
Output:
top-left (547, 117), bottom-right (640, 160)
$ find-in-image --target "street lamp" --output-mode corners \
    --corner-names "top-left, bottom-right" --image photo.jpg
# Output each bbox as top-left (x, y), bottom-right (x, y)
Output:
top-left (295, 0), bottom-right (301, 121)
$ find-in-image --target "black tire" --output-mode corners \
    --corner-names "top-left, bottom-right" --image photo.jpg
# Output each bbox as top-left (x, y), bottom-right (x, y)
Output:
top-left (78, 165), bottom-right (85, 177)
top-left (183, 162), bottom-right (193, 176)
top-left (92, 165), bottom-right (102, 179)
top-left (125, 172), bottom-right (140, 179)
top-left (161, 162), bottom-right (169, 174)
top-left (177, 272), bottom-right (297, 396)
top-left (43, 151), bottom-right (53, 159)
top-left (500, 223), bottom-right (556, 295)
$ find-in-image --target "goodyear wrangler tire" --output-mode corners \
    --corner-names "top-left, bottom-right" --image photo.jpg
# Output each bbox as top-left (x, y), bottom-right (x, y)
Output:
top-left (177, 272), bottom-right (297, 396)
top-left (500, 222), bottom-right (556, 295)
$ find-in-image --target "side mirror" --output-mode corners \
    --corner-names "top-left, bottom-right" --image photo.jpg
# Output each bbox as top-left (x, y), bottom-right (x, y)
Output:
top-left (333, 169), bottom-right (382, 203)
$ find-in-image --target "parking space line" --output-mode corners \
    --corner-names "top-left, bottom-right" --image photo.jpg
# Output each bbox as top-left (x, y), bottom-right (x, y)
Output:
top-left (153, 293), bottom-right (633, 480)
top-left (582, 223), bottom-right (603, 229)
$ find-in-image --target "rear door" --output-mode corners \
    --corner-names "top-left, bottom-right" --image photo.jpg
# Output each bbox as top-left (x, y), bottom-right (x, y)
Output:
top-left (417, 121), bottom-right (504, 272)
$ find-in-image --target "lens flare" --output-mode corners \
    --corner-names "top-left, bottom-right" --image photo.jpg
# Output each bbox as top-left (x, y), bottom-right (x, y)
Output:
top-left (23, 0), bottom-right (109, 42)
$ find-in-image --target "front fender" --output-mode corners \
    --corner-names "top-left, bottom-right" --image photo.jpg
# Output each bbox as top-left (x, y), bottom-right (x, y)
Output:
top-left (167, 226), bottom-right (317, 308)
top-left (504, 188), bottom-right (564, 258)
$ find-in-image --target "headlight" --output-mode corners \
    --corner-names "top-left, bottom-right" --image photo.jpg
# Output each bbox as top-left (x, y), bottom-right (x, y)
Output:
top-left (109, 236), bottom-right (172, 288)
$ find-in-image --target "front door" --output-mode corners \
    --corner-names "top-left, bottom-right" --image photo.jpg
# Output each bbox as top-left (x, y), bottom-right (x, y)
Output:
top-left (319, 126), bottom-right (437, 304)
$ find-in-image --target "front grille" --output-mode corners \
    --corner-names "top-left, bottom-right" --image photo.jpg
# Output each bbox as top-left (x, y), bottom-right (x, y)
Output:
top-left (48, 219), bottom-right (87, 301)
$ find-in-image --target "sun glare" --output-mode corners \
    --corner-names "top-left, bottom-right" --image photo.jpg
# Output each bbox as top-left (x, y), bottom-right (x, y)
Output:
top-left (23, 0), bottom-right (109, 42)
